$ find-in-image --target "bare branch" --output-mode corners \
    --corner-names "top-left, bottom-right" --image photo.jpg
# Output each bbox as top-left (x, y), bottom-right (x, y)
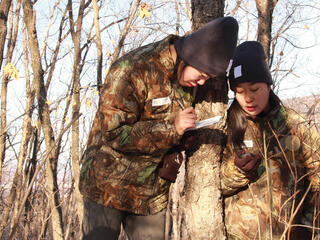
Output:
top-left (111, 0), bottom-right (142, 63)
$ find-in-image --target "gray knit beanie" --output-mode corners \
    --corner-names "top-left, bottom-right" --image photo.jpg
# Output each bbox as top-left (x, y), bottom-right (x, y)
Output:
top-left (174, 16), bottom-right (239, 76)
top-left (229, 41), bottom-right (273, 89)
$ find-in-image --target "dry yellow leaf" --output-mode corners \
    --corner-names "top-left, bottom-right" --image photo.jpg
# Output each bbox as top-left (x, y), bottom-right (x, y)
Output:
top-left (85, 97), bottom-right (92, 108)
top-left (139, 3), bottom-right (151, 19)
top-left (105, 67), bottom-right (110, 76)
top-left (35, 120), bottom-right (40, 129)
top-left (105, 48), bottom-right (111, 57)
top-left (3, 63), bottom-right (20, 80)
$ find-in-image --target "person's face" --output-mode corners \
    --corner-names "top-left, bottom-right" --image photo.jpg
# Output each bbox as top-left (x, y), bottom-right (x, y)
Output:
top-left (234, 82), bottom-right (271, 117)
top-left (178, 65), bottom-right (216, 87)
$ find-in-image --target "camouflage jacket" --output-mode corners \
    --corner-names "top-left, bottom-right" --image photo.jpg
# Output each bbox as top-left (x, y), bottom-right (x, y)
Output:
top-left (221, 101), bottom-right (320, 239)
top-left (79, 35), bottom-right (195, 215)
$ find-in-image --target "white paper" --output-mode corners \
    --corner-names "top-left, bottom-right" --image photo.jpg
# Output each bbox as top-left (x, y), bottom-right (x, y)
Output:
top-left (186, 115), bottom-right (222, 131)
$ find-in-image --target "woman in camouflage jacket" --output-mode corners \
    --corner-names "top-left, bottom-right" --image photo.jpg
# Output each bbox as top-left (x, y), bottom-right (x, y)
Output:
top-left (221, 41), bottom-right (320, 240)
top-left (79, 17), bottom-right (238, 240)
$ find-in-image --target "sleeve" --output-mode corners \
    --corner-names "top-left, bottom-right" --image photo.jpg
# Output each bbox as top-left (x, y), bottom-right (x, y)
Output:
top-left (301, 191), bottom-right (320, 234)
top-left (220, 144), bottom-right (250, 196)
top-left (297, 117), bottom-right (320, 192)
top-left (294, 114), bottom-right (320, 230)
top-left (87, 59), bottom-right (181, 156)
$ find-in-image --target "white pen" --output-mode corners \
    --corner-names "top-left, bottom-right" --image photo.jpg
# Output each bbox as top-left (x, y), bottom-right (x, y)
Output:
top-left (177, 99), bottom-right (185, 110)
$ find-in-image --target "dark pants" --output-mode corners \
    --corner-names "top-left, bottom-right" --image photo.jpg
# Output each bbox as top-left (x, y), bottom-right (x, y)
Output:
top-left (82, 198), bottom-right (166, 240)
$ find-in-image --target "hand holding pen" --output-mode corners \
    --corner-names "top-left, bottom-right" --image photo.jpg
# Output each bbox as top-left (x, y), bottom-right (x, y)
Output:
top-left (174, 101), bottom-right (197, 135)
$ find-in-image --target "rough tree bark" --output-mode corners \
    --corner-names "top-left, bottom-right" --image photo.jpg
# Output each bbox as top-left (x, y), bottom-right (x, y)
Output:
top-left (22, 22), bottom-right (38, 239)
top-left (8, 26), bottom-right (35, 238)
top-left (191, 0), bottom-right (224, 30)
top-left (0, 0), bottom-right (11, 69)
top-left (22, 1), bottom-right (64, 239)
top-left (0, 0), bottom-right (12, 184)
top-left (92, 0), bottom-right (103, 92)
top-left (255, 0), bottom-right (278, 63)
top-left (0, 2), bottom-right (23, 238)
top-left (67, 0), bottom-right (89, 238)
top-left (183, 0), bottom-right (228, 239)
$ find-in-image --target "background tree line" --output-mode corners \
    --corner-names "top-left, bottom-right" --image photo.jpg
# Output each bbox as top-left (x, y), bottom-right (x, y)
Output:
top-left (0, 0), bottom-right (319, 239)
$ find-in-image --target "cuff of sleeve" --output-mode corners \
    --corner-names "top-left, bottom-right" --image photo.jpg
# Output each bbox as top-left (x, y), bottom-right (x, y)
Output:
top-left (170, 122), bottom-right (183, 146)
top-left (220, 159), bottom-right (250, 195)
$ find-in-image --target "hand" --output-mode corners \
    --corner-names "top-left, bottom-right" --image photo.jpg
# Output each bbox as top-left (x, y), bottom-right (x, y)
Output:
top-left (174, 107), bottom-right (197, 135)
top-left (234, 150), bottom-right (262, 176)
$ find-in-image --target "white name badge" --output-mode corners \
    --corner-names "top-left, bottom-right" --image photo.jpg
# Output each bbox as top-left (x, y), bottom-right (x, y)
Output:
top-left (152, 96), bottom-right (171, 107)
top-left (244, 140), bottom-right (253, 148)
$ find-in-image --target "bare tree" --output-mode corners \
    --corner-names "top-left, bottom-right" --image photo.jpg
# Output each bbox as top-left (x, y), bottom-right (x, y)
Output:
top-left (0, 1), bottom-right (23, 238)
top-left (67, 0), bottom-right (93, 238)
top-left (22, 0), bottom-right (64, 239)
top-left (0, 0), bottom-right (12, 182)
top-left (255, 0), bottom-right (278, 62)
top-left (226, 0), bottom-right (320, 95)
top-left (92, 0), bottom-right (103, 92)
top-left (7, 25), bottom-right (36, 240)
top-left (0, 0), bottom-right (12, 69)
top-left (110, 0), bottom-right (142, 65)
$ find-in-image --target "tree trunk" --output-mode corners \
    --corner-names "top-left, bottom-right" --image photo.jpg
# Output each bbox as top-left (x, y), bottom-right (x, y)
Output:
top-left (22, 1), bottom-right (64, 239)
top-left (23, 128), bottom-right (38, 240)
top-left (183, 0), bottom-right (227, 239)
top-left (183, 81), bottom-right (228, 239)
top-left (0, 0), bottom-right (11, 69)
top-left (8, 64), bottom-right (35, 239)
top-left (67, 0), bottom-right (89, 237)
top-left (22, 25), bottom-right (38, 240)
top-left (92, 0), bottom-right (103, 92)
top-left (0, 2), bottom-right (23, 238)
top-left (255, 0), bottom-right (278, 63)
top-left (0, 0), bottom-right (12, 184)
top-left (191, 0), bottom-right (224, 30)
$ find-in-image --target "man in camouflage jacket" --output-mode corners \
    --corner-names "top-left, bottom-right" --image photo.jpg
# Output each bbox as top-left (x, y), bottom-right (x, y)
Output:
top-left (79, 17), bottom-right (238, 239)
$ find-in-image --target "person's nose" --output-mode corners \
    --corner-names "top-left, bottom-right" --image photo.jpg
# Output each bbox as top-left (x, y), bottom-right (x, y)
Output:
top-left (244, 92), bottom-right (253, 103)
top-left (196, 78), bottom-right (207, 86)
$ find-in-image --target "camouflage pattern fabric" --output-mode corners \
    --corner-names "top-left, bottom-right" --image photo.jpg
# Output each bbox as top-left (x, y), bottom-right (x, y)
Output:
top-left (221, 102), bottom-right (320, 239)
top-left (79, 35), bottom-right (195, 215)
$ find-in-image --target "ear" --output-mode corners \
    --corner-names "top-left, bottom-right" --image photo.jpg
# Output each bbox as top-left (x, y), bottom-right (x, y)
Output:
top-left (180, 60), bottom-right (186, 68)
top-left (169, 44), bottom-right (177, 64)
top-left (177, 60), bottom-right (186, 78)
top-left (266, 84), bottom-right (271, 92)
